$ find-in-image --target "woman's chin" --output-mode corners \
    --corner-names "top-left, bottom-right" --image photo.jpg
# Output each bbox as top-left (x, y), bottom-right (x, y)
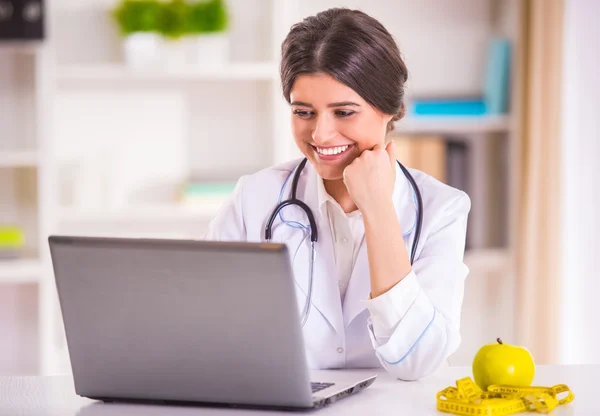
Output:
top-left (303, 152), bottom-right (350, 180)
top-left (315, 166), bottom-right (344, 181)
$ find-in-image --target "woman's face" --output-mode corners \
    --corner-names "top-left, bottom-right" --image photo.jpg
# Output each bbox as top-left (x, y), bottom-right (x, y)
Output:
top-left (289, 73), bottom-right (393, 181)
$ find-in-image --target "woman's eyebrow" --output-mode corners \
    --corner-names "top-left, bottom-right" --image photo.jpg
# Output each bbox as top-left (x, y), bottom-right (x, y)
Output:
top-left (290, 101), bottom-right (360, 107)
top-left (291, 101), bottom-right (313, 107)
top-left (327, 101), bottom-right (360, 108)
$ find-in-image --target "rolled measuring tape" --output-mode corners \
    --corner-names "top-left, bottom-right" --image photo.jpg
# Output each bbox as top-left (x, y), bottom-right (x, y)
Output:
top-left (437, 377), bottom-right (575, 415)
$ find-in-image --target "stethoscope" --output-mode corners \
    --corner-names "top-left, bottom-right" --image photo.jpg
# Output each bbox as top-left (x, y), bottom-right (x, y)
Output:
top-left (265, 157), bottom-right (423, 328)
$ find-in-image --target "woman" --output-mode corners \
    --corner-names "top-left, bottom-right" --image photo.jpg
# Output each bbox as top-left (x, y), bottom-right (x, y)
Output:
top-left (206, 8), bottom-right (470, 381)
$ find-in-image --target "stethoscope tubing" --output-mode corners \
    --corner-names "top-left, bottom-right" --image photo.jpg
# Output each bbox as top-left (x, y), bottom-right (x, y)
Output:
top-left (264, 157), bottom-right (423, 327)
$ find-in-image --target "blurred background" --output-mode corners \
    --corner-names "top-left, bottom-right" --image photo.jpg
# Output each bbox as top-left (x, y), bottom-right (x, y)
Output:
top-left (0, 0), bottom-right (598, 376)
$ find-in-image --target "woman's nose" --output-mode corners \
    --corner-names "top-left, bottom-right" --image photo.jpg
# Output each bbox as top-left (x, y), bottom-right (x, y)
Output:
top-left (312, 116), bottom-right (337, 145)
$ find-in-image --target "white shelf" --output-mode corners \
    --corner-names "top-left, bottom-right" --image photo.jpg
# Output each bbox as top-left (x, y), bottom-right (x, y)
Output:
top-left (59, 203), bottom-right (225, 223)
top-left (0, 150), bottom-right (39, 168)
top-left (56, 62), bottom-right (278, 82)
top-left (395, 115), bottom-right (511, 135)
top-left (0, 41), bottom-right (43, 55)
top-left (464, 248), bottom-right (511, 271)
top-left (0, 258), bottom-right (42, 284)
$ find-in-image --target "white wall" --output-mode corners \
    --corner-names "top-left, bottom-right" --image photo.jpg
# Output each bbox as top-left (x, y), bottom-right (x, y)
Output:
top-left (292, 0), bottom-right (493, 98)
top-left (560, 0), bottom-right (600, 364)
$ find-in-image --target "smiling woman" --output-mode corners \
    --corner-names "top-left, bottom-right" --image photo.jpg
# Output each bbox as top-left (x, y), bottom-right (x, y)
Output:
top-left (206, 7), bottom-right (471, 381)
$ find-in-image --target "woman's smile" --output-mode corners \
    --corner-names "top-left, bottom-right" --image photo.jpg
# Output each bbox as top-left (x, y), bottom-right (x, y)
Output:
top-left (311, 143), bottom-right (356, 161)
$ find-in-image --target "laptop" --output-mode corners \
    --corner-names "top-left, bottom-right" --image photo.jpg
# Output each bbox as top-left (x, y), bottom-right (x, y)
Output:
top-left (48, 235), bottom-right (377, 410)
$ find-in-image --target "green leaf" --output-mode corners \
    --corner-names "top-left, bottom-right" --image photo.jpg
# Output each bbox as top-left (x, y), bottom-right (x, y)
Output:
top-left (157, 0), bottom-right (189, 39)
top-left (110, 0), bottom-right (163, 36)
top-left (186, 0), bottom-right (229, 34)
top-left (110, 0), bottom-right (230, 39)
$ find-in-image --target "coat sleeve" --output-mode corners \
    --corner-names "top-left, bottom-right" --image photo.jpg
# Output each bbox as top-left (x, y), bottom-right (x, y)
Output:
top-left (204, 176), bottom-right (248, 241)
top-left (362, 191), bottom-right (471, 380)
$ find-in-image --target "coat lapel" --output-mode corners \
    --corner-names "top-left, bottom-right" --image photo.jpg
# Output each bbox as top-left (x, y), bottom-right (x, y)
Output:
top-left (342, 163), bottom-right (419, 328)
top-left (269, 162), bottom-right (344, 336)
top-left (342, 237), bottom-right (370, 328)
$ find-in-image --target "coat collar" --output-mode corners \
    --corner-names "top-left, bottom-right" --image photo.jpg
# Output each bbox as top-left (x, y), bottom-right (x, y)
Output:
top-left (314, 161), bottom-right (407, 220)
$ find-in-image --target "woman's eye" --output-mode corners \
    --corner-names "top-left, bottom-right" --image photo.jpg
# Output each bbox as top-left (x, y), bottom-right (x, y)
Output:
top-left (335, 110), bottom-right (355, 117)
top-left (293, 110), bottom-right (313, 119)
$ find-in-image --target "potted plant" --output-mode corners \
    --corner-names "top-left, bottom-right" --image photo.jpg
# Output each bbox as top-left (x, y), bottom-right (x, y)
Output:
top-left (156, 0), bottom-right (189, 67)
top-left (185, 0), bottom-right (230, 66)
top-left (111, 0), bottom-right (163, 68)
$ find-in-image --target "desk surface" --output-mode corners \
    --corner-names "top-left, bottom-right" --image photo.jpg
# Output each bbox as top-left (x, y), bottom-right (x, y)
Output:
top-left (0, 365), bottom-right (593, 416)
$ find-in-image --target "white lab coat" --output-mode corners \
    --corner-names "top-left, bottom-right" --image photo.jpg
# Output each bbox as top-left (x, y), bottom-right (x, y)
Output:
top-left (206, 158), bottom-right (471, 380)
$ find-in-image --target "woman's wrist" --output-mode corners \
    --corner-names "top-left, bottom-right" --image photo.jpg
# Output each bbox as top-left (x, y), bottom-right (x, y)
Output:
top-left (360, 198), bottom-right (396, 224)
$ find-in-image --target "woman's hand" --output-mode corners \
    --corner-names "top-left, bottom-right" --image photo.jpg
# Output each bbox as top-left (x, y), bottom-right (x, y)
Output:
top-left (344, 140), bottom-right (410, 298)
top-left (343, 140), bottom-right (397, 215)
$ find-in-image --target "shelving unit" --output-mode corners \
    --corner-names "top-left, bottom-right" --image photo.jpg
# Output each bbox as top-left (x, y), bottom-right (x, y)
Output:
top-left (0, 151), bottom-right (40, 168)
top-left (464, 248), bottom-right (511, 272)
top-left (0, 41), bottom-right (44, 54)
top-left (0, 41), bottom-right (55, 377)
top-left (59, 203), bottom-right (225, 223)
top-left (56, 62), bottom-right (278, 82)
top-left (0, 259), bottom-right (43, 284)
top-left (0, 0), bottom-right (523, 374)
top-left (395, 115), bottom-right (511, 135)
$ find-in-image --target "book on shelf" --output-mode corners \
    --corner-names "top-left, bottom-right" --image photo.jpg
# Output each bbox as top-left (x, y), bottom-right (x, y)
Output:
top-left (484, 37), bottom-right (511, 115)
top-left (390, 135), bottom-right (474, 249)
top-left (391, 134), bottom-right (447, 183)
top-left (0, 225), bottom-right (25, 259)
top-left (445, 140), bottom-right (472, 250)
top-left (390, 135), bottom-right (471, 191)
top-left (179, 181), bottom-right (237, 206)
top-left (446, 140), bottom-right (470, 195)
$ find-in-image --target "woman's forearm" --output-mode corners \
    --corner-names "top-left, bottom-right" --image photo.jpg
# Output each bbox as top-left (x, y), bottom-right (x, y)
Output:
top-left (362, 201), bottom-right (412, 298)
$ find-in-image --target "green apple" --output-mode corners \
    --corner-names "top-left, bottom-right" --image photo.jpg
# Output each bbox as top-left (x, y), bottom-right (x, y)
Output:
top-left (472, 338), bottom-right (535, 391)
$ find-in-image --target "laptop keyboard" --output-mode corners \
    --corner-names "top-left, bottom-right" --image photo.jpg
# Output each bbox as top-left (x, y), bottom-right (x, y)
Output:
top-left (311, 382), bottom-right (335, 393)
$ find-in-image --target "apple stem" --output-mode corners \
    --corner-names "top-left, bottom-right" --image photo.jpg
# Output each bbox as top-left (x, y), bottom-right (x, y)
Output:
top-left (497, 338), bottom-right (503, 345)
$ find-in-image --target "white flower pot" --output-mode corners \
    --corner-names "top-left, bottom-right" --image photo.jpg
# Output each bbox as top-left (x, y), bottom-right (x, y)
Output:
top-left (187, 33), bottom-right (229, 67)
top-left (122, 33), bottom-right (160, 68)
top-left (161, 39), bottom-right (188, 69)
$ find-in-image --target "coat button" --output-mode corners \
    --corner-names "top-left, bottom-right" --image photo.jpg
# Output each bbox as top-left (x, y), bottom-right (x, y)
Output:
top-left (337, 347), bottom-right (344, 354)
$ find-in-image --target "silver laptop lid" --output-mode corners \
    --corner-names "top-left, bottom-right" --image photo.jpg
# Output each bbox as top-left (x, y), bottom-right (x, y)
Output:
top-left (49, 236), bottom-right (314, 408)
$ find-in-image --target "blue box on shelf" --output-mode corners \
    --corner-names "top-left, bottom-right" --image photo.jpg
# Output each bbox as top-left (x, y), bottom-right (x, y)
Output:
top-left (409, 99), bottom-right (487, 116)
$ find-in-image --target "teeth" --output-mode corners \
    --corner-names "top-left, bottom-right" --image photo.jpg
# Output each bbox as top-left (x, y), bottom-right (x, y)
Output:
top-left (317, 145), bottom-right (349, 155)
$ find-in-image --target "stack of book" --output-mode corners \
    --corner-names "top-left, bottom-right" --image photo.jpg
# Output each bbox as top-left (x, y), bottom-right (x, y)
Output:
top-left (391, 134), bottom-right (469, 195)
top-left (391, 134), bottom-right (472, 249)
top-left (179, 181), bottom-right (237, 207)
top-left (393, 135), bottom-right (447, 183)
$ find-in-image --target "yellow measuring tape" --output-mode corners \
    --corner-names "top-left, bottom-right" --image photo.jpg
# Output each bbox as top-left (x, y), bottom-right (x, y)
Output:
top-left (437, 377), bottom-right (575, 415)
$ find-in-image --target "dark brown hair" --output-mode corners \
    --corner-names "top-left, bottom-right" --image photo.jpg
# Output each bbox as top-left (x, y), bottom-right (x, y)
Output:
top-left (280, 8), bottom-right (409, 132)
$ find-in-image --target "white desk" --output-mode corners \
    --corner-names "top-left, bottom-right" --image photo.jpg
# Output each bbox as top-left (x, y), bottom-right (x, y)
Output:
top-left (0, 365), bottom-right (593, 416)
